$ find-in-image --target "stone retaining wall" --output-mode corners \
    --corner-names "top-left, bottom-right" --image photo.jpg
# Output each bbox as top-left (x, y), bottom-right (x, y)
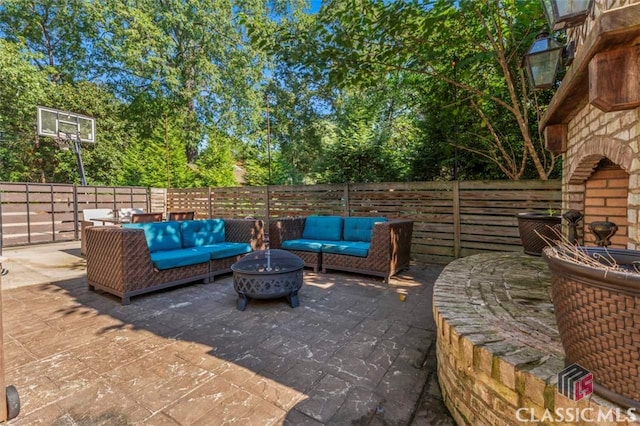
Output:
top-left (433, 253), bottom-right (640, 425)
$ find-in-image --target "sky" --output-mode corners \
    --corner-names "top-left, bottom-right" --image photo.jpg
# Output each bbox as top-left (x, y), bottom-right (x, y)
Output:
top-left (308, 0), bottom-right (322, 13)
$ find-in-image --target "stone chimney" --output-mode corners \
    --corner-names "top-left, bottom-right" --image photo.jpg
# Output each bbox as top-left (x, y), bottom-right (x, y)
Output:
top-left (541, 0), bottom-right (640, 248)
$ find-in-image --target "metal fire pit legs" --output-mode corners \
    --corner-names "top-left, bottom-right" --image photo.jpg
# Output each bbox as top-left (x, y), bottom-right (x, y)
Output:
top-left (231, 249), bottom-right (304, 311)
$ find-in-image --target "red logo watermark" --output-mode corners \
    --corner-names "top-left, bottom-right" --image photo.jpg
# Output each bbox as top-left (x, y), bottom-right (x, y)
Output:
top-left (558, 363), bottom-right (593, 401)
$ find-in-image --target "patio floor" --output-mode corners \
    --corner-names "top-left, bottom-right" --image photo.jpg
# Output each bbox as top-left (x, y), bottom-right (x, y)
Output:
top-left (0, 242), bottom-right (453, 425)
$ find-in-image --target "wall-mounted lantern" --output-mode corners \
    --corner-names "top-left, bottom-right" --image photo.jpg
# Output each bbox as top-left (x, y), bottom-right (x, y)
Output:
top-left (541, 0), bottom-right (594, 31)
top-left (523, 33), bottom-right (563, 90)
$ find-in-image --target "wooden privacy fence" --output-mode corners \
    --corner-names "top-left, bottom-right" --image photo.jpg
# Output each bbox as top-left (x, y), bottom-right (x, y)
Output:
top-left (167, 180), bottom-right (562, 263)
top-left (0, 183), bottom-right (148, 252)
top-left (0, 180), bottom-right (561, 262)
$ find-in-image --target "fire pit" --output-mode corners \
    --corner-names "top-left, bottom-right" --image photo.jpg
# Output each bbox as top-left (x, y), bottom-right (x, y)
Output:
top-left (231, 249), bottom-right (304, 311)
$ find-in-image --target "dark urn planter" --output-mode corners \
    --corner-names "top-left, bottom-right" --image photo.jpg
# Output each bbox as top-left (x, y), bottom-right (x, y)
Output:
top-left (516, 212), bottom-right (562, 256)
top-left (543, 246), bottom-right (640, 410)
top-left (589, 221), bottom-right (619, 247)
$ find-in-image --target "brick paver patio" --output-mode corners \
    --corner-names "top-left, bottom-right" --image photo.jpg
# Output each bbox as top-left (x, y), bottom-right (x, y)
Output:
top-left (1, 243), bottom-right (453, 425)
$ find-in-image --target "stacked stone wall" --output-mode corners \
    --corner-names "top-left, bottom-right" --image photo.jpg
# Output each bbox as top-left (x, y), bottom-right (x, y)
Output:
top-left (434, 254), bottom-right (640, 425)
top-left (561, 0), bottom-right (640, 248)
top-left (564, 104), bottom-right (640, 248)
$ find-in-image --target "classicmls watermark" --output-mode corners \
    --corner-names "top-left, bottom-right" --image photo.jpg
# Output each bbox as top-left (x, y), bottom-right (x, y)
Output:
top-left (514, 364), bottom-right (638, 423)
top-left (558, 363), bottom-right (593, 401)
top-left (515, 407), bottom-right (638, 423)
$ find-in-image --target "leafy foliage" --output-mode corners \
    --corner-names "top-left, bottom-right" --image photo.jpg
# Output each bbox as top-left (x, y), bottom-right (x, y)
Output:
top-left (0, 0), bottom-right (560, 187)
top-left (303, 0), bottom-right (559, 180)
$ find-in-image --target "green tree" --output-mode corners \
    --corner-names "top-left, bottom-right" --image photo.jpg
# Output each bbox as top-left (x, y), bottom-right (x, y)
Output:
top-left (0, 40), bottom-right (52, 181)
top-left (309, 0), bottom-right (558, 180)
top-left (122, 114), bottom-right (194, 188)
top-left (192, 131), bottom-right (237, 187)
top-left (315, 86), bottom-right (416, 183)
top-left (0, 0), bottom-right (98, 83)
top-left (0, 4), bottom-right (132, 185)
top-left (94, 0), bottom-right (268, 164)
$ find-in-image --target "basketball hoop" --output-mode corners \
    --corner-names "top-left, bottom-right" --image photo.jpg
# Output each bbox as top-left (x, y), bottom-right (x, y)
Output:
top-left (36, 106), bottom-right (96, 186)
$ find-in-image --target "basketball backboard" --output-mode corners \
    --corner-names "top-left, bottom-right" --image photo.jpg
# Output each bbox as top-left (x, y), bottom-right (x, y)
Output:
top-left (37, 106), bottom-right (96, 143)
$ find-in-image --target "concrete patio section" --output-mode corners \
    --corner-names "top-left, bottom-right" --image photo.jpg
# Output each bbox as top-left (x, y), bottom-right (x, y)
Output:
top-left (1, 241), bottom-right (87, 290)
top-left (0, 242), bottom-right (454, 425)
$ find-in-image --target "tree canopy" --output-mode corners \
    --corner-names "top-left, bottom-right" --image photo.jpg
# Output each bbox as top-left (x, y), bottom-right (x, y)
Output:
top-left (0, 0), bottom-right (559, 187)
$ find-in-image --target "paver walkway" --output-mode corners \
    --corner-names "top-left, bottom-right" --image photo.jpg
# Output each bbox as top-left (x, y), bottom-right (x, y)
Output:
top-left (1, 243), bottom-right (454, 425)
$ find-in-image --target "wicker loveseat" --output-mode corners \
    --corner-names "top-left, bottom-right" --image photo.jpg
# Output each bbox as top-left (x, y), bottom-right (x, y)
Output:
top-left (85, 218), bottom-right (264, 304)
top-left (269, 216), bottom-right (413, 282)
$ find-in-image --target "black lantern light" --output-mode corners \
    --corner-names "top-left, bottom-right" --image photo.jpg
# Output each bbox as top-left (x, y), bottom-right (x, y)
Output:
top-left (541, 0), bottom-right (593, 31)
top-left (523, 32), bottom-right (563, 90)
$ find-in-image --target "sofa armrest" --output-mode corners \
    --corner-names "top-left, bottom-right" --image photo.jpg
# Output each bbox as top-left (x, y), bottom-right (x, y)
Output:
top-left (80, 220), bottom-right (94, 256)
top-left (224, 218), bottom-right (265, 250)
top-left (370, 219), bottom-right (413, 266)
top-left (80, 220), bottom-right (116, 255)
top-left (268, 217), bottom-right (306, 249)
top-left (85, 227), bottom-right (155, 293)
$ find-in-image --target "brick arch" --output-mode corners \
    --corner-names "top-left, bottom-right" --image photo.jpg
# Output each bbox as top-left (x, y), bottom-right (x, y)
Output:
top-left (567, 136), bottom-right (634, 184)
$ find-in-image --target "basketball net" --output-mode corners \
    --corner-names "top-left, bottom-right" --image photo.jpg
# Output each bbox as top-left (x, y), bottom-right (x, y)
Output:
top-left (55, 132), bottom-right (76, 151)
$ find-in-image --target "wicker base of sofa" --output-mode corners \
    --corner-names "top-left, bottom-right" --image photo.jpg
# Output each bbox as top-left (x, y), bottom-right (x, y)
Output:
top-left (88, 271), bottom-right (210, 305)
top-left (322, 254), bottom-right (409, 283)
top-left (285, 250), bottom-right (320, 272)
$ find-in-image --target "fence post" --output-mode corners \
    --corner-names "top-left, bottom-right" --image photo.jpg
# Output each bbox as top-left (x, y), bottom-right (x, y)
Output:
top-left (344, 183), bottom-right (350, 217)
top-left (208, 187), bottom-right (213, 219)
top-left (25, 184), bottom-right (31, 245)
top-left (453, 181), bottom-right (461, 258)
top-left (50, 184), bottom-right (56, 242)
top-left (73, 185), bottom-right (79, 241)
top-left (265, 185), bottom-right (270, 236)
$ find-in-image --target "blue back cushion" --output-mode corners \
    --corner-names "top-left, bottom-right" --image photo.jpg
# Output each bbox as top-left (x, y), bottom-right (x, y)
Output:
top-left (123, 222), bottom-right (182, 252)
top-left (343, 217), bottom-right (387, 242)
top-left (302, 216), bottom-right (343, 241)
top-left (180, 219), bottom-right (225, 247)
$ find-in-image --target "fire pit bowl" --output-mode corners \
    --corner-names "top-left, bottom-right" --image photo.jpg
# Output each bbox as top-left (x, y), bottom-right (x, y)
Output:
top-left (231, 249), bottom-right (304, 311)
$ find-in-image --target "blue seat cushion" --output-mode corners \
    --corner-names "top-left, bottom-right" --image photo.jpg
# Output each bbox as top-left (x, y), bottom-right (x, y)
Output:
top-left (343, 217), bottom-right (387, 242)
top-left (321, 241), bottom-right (370, 258)
top-left (123, 222), bottom-right (182, 252)
top-left (192, 242), bottom-right (252, 260)
top-left (302, 216), bottom-right (343, 241)
top-left (150, 249), bottom-right (210, 270)
top-left (281, 239), bottom-right (326, 252)
top-left (181, 219), bottom-right (225, 247)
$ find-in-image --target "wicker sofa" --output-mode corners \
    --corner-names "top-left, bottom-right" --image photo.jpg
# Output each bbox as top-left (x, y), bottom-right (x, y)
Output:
top-left (80, 208), bottom-right (144, 255)
top-left (85, 218), bottom-right (264, 304)
top-left (269, 216), bottom-right (413, 282)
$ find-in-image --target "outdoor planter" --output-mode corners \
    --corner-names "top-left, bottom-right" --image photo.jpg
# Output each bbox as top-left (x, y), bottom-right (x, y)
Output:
top-left (543, 246), bottom-right (640, 410)
top-left (516, 212), bottom-right (562, 256)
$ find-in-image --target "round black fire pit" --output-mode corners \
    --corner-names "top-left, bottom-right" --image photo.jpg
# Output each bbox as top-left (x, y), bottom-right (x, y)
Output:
top-left (231, 249), bottom-right (304, 311)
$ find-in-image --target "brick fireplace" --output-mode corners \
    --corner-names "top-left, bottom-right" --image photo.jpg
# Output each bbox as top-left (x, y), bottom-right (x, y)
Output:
top-left (542, 0), bottom-right (640, 249)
